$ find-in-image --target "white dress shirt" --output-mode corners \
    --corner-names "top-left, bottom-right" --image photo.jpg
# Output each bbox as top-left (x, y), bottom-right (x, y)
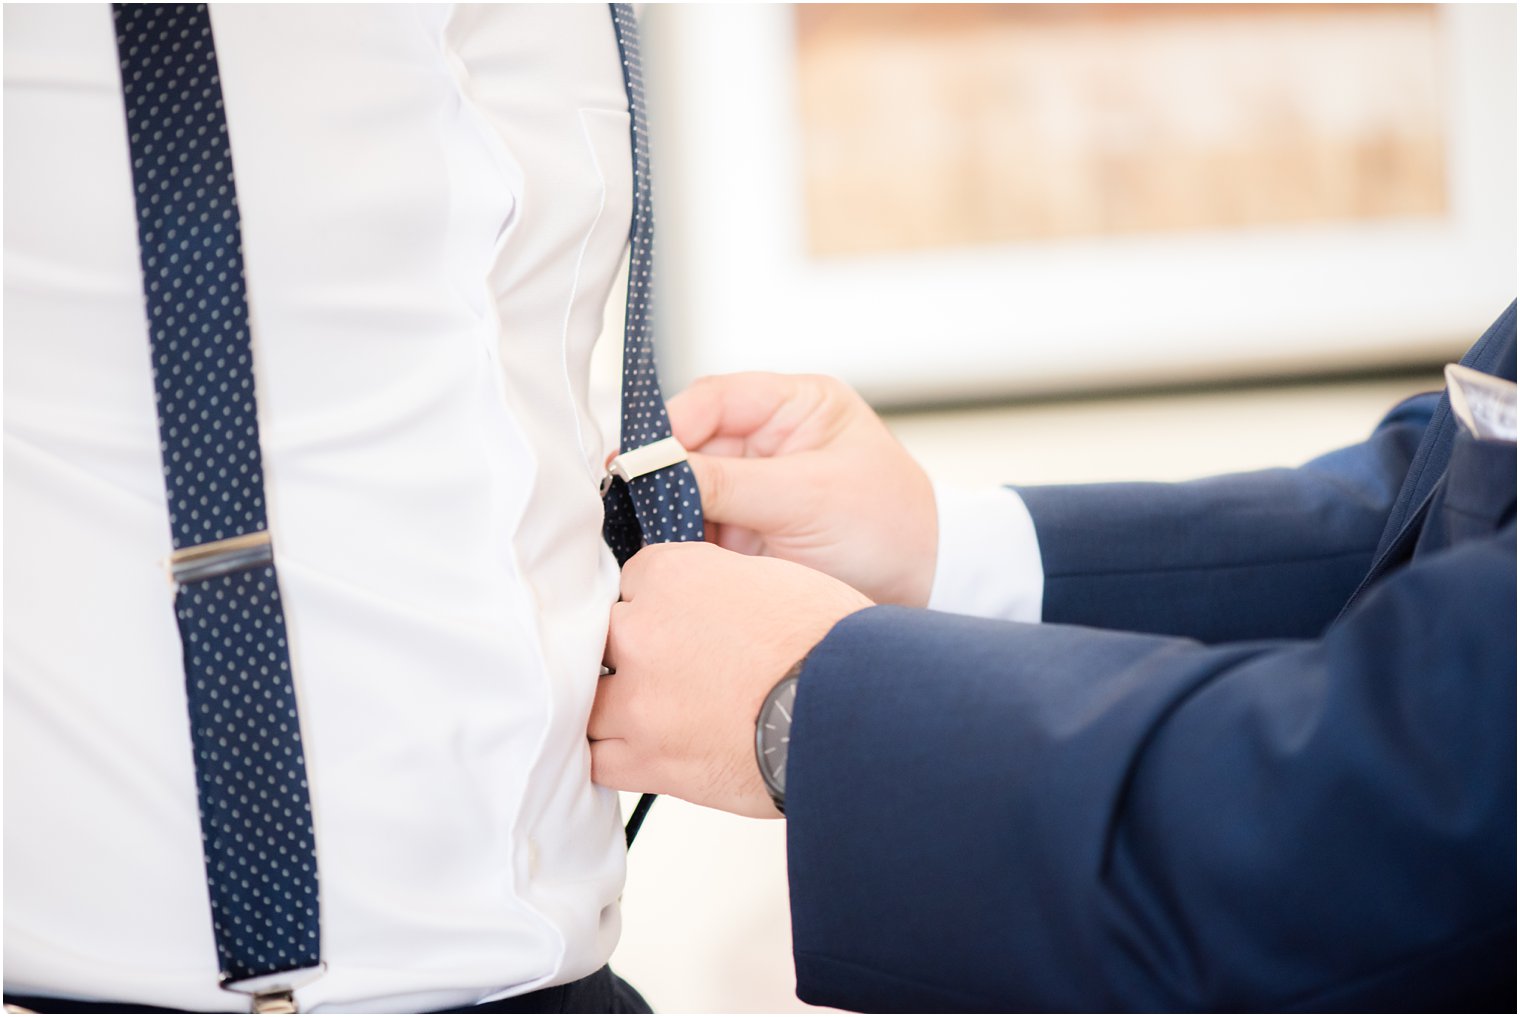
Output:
top-left (4, 5), bottom-right (635, 1011)
top-left (927, 485), bottom-right (1046, 623)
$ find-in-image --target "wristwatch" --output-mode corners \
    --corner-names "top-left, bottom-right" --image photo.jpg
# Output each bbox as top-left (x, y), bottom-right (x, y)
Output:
top-left (755, 658), bottom-right (805, 815)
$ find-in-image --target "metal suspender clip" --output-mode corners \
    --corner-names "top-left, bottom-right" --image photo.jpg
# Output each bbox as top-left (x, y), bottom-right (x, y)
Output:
top-left (167, 530), bottom-right (275, 586)
top-left (251, 990), bottom-right (295, 1016)
top-left (600, 434), bottom-right (688, 496)
top-left (221, 962), bottom-right (326, 1014)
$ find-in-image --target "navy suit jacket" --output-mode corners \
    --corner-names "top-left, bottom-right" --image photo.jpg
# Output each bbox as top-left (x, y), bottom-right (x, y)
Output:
top-left (786, 303), bottom-right (1517, 1012)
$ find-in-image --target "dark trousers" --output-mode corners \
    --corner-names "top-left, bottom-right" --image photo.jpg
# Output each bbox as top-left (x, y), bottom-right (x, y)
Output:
top-left (3, 966), bottom-right (652, 1015)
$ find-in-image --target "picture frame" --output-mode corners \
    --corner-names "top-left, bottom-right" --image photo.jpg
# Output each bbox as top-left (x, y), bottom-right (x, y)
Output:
top-left (643, 4), bottom-right (1517, 405)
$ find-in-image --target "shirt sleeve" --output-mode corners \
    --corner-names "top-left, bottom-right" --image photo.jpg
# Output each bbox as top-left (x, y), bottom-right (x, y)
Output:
top-left (925, 484), bottom-right (1045, 622)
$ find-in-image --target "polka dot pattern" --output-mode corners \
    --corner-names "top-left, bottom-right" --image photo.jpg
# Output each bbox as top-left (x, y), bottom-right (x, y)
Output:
top-left (602, 4), bottom-right (705, 567)
top-left (176, 568), bottom-right (321, 983)
top-left (114, 3), bottom-right (321, 986)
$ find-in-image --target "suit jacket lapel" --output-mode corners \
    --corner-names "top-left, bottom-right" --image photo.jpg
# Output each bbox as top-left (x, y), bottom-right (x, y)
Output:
top-left (1339, 302), bottom-right (1516, 619)
top-left (1375, 302), bottom-right (1517, 552)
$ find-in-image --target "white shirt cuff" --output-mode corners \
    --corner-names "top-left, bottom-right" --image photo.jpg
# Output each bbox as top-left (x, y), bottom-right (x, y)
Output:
top-left (926, 484), bottom-right (1045, 623)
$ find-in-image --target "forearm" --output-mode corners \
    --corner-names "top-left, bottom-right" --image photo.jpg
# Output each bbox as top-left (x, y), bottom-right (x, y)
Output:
top-left (1015, 393), bottom-right (1439, 642)
top-left (786, 526), bottom-right (1515, 1011)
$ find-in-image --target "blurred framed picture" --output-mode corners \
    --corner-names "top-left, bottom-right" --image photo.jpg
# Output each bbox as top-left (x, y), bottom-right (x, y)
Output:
top-left (643, 3), bottom-right (1516, 403)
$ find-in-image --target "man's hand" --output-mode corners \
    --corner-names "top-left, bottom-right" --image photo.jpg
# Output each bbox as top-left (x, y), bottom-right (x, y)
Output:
top-left (668, 373), bottom-right (937, 607)
top-left (590, 541), bottom-right (872, 818)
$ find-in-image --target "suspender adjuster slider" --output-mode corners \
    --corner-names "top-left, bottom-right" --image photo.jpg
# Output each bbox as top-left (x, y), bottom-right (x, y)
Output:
top-left (168, 530), bottom-right (275, 586)
top-left (605, 435), bottom-right (688, 489)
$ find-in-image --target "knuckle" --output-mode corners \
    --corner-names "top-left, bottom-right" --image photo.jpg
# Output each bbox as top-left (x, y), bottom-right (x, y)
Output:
top-left (698, 457), bottom-right (728, 506)
top-left (589, 742), bottom-right (615, 786)
top-left (804, 373), bottom-right (846, 399)
top-left (606, 615), bottom-right (639, 666)
top-left (638, 542), bottom-right (675, 571)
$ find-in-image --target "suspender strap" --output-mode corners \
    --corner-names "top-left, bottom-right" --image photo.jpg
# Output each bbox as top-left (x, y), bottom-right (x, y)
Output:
top-left (602, 4), bottom-right (705, 567)
top-left (603, 4), bottom-right (706, 847)
top-left (112, 4), bottom-right (322, 1003)
top-left (113, 9), bottom-right (692, 1000)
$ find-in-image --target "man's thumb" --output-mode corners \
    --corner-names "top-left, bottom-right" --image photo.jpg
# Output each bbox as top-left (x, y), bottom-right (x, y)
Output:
top-left (687, 451), bottom-right (796, 534)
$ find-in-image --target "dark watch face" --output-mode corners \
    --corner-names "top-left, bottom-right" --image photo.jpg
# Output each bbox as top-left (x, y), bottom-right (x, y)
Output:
top-left (756, 676), bottom-right (797, 797)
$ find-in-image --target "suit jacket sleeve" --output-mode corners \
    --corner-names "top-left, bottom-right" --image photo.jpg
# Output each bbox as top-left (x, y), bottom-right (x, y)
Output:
top-left (785, 526), bottom-right (1516, 1012)
top-left (1015, 392), bottom-right (1437, 643)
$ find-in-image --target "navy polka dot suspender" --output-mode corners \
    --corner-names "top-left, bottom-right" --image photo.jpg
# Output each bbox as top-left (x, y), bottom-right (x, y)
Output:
top-left (602, 4), bottom-right (705, 566)
top-left (603, 2), bottom-right (706, 849)
top-left (113, 4), bottom-right (322, 1007)
top-left (112, 3), bottom-right (699, 1004)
